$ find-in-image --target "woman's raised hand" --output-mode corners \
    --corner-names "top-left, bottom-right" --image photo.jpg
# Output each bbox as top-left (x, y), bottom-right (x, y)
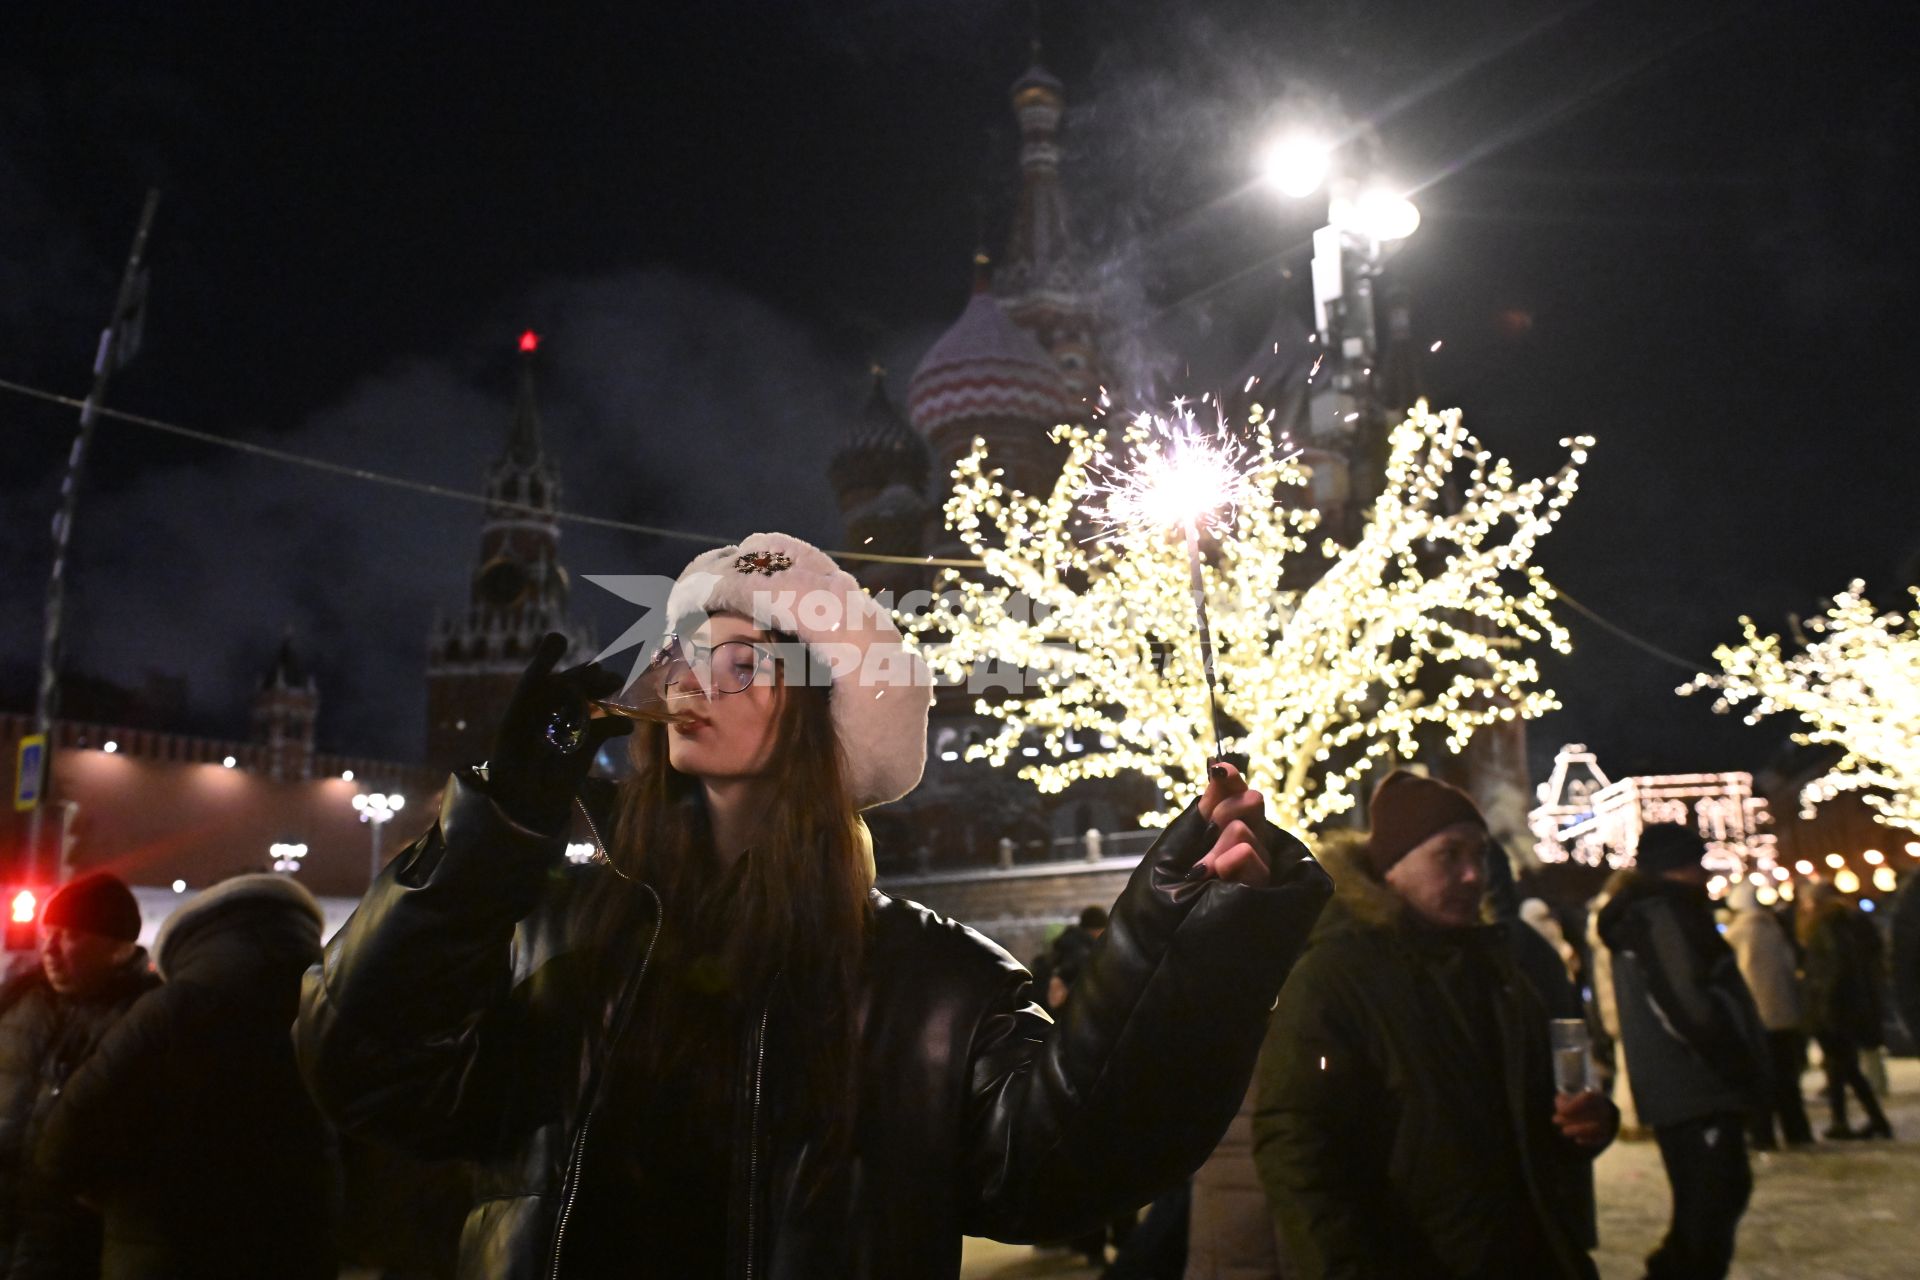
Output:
top-left (1190, 761), bottom-right (1277, 887)
top-left (484, 632), bottom-right (634, 833)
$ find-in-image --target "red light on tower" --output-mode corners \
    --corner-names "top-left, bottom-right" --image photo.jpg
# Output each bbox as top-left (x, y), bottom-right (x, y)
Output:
top-left (519, 330), bottom-right (540, 353)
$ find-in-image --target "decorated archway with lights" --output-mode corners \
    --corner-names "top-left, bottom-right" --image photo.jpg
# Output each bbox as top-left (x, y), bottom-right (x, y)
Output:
top-left (1529, 743), bottom-right (1780, 896)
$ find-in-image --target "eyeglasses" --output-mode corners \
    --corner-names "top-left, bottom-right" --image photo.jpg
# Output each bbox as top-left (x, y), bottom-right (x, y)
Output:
top-left (646, 634), bottom-right (776, 696)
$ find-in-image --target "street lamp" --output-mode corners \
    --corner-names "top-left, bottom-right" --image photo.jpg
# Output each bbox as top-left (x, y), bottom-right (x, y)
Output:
top-left (270, 841), bottom-right (308, 874)
top-left (1332, 185), bottom-right (1421, 244)
top-left (1258, 134), bottom-right (1331, 199)
top-left (351, 791), bottom-right (404, 884)
top-left (1258, 128), bottom-right (1421, 472)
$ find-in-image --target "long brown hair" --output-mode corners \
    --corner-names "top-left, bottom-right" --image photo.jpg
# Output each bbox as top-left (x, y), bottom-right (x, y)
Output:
top-left (594, 629), bottom-right (872, 1176)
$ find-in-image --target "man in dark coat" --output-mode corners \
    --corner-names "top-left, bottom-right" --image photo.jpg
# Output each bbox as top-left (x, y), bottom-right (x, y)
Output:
top-left (1254, 771), bottom-right (1617, 1280)
top-left (35, 874), bottom-right (337, 1280)
top-left (1800, 881), bottom-right (1893, 1139)
top-left (1597, 824), bottom-right (1769, 1280)
top-left (0, 873), bottom-right (157, 1280)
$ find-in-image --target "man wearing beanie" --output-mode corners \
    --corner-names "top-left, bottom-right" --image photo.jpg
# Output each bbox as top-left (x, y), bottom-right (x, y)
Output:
top-left (0, 872), bottom-right (157, 1277)
top-left (1254, 770), bottom-right (1617, 1279)
top-left (1597, 823), bottom-right (1769, 1280)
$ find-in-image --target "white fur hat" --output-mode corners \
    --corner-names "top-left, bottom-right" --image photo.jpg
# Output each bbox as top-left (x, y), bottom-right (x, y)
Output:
top-left (665, 532), bottom-right (934, 810)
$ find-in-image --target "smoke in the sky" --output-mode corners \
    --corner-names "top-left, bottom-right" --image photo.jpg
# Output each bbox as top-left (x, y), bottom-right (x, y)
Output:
top-left (5, 268), bottom-right (866, 761)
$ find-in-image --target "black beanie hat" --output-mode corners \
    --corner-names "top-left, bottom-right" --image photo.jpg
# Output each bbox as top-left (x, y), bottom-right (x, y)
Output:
top-left (1635, 823), bottom-right (1708, 876)
top-left (42, 872), bottom-right (142, 943)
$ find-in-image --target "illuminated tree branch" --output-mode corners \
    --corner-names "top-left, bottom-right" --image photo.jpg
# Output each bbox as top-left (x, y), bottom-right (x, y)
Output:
top-left (1684, 581), bottom-right (1920, 834)
top-left (904, 400), bottom-right (1590, 830)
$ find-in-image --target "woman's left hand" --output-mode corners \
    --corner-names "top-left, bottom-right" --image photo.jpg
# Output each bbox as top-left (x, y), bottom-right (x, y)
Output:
top-left (1191, 762), bottom-right (1276, 887)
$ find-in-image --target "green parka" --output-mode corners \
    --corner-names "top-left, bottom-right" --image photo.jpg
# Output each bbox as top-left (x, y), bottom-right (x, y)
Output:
top-left (1251, 844), bottom-right (1600, 1280)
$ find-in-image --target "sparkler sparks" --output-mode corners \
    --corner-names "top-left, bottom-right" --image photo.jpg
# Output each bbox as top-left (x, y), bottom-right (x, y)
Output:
top-left (1083, 405), bottom-right (1264, 546)
top-left (1078, 402), bottom-right (1282, 760)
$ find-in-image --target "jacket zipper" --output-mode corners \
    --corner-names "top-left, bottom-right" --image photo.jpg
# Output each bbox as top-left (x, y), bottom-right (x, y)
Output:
top-left (745, 998), bottom-right (771, 1280)
top-left (550, 797), bottom-right (660, 1280)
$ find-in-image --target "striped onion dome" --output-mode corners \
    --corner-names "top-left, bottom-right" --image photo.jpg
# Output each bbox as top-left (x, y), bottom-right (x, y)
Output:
top-left (907, 279), bottom-right (1074, 438)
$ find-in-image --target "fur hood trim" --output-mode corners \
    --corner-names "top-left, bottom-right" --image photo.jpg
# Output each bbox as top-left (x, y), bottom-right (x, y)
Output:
top-left (154, 874), bottom-right (325, 979)
top-left (1315, 833), bottom-right (1409, 931)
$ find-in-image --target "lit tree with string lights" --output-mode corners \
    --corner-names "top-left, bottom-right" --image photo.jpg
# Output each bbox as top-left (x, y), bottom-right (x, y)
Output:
top-left (1683, 581), bottom-right (1920, 834)
top-left (903, 399), bottom-right (1592, 830)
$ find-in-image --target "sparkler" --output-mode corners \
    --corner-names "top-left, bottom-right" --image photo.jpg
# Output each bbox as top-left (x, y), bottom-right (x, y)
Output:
top-left (1085, 401), bottom-right (1263, 760)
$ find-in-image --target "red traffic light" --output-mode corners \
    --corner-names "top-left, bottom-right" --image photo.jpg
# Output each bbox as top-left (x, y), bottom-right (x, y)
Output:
top-left (5, 888), bottom-right (38, 951)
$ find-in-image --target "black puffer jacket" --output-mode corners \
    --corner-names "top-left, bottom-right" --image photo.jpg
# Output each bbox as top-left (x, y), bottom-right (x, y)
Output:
top-left (297, 772), bottom-right (1331, 1280)
top-left (0, 948), bottom-right (156, 1280)
top-left (35, 874), bottom-right (337, 1280)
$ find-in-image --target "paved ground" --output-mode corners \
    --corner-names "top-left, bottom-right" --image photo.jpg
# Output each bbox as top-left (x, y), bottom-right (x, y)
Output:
top-left (961, 1058), bottom-right (1920, 1280)
top-left (1591, 1055), bottom-right (1920, 1280)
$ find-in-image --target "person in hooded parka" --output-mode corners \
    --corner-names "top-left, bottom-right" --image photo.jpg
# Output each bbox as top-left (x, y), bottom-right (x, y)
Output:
top-left (35, 874), bottom-right (337, 1280)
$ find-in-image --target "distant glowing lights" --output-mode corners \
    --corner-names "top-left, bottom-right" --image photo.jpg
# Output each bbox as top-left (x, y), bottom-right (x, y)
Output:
top-left (1835, 868), bottom-right (1861, 894)
top-left (353, 792), bottom-right (405, 824)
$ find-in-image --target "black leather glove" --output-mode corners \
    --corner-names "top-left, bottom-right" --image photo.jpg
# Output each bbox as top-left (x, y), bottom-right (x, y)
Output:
top-left (484, 632), bottom-right (633, 833)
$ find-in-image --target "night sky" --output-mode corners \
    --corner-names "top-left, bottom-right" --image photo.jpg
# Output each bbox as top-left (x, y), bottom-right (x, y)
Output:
top-left (3, 0), bottom-right (1914, 785)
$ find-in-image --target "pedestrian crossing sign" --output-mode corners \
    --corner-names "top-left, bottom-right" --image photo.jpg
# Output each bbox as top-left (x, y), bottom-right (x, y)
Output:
top-left (13, 735), bottom-right (45, 812)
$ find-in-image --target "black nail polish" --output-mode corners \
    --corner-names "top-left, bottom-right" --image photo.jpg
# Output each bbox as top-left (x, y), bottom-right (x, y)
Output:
top-left (1183, 862), bottom-right (1212, 882)
top-left (1208, 763), bottom-right (1228, 781)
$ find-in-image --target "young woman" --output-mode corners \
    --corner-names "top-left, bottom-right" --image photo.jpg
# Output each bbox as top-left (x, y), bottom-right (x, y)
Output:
top-left (298, 533), bottom-right (1331, 1279)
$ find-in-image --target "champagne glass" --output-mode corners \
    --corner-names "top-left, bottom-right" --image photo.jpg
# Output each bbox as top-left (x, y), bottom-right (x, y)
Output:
top-left (589, 637), bottom-right (696, 725)
top-left (1550, 1018), bottom-right (1592, 1095)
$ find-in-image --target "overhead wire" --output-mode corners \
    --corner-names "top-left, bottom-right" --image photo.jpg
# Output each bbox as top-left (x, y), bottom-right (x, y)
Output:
top-left (0, 375), bottom-right (985, 569)
top-left (1, 373), bottom-right (1712, 672)
top-left (1552, 586), bottom-right (1706, 672)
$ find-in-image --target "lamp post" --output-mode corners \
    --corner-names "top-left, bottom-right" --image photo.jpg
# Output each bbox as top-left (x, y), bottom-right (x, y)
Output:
top-left (1258, 132), bottom-right (1420, 500)
top-left (351, 792), bottom-right (404, 885)
top-left (270, 842), bottom-right (308, 874)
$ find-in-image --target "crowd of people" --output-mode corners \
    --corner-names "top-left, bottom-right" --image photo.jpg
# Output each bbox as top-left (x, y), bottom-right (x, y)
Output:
top-left (0, 871), bottom-right (336, 1278)
top-left (1051, 779), bottom-right (1907, 1280)
top-left (0, 533), bottom-right (1907, 1280)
